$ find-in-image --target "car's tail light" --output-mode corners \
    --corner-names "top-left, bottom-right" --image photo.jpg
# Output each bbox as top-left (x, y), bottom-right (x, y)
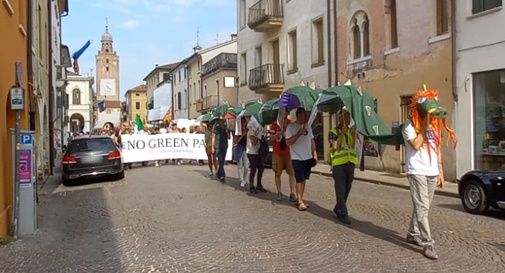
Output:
top-left (108, 150), bottom-right (121, 160)
top-left (62, 155), bottom-right (77, 164)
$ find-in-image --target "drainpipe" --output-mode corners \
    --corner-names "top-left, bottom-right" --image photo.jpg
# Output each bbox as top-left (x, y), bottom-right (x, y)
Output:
top-left (327, 0), bottom-right (332, 88)
top-left (451, 0), bottom-right (458, 102)
top-left (48, 0), bottom-right (54, 175)
top-left (333, 0), bottom-right (338, 87)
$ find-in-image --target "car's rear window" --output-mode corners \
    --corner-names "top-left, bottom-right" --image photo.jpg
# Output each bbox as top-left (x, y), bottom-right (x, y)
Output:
top-left (68, 138), bottom-right (116, 153)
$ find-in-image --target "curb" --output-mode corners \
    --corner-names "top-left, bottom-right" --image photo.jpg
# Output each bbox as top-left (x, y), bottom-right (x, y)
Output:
top-left (311, 170), bottom-right (459, 199)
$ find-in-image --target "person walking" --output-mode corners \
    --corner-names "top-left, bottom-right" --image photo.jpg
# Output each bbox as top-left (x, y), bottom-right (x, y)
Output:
top-left (203, 121), bottom-right (218, 177)
top-left (235, 116), bottom-right (249, 187)
top-left (269, 119), bottom-right (296, 202)
top-left (246, 117), bottom-right (266, 193)
top-left (212, 118), bottom-right (230, 182)
top-left (285, 108), bottom-right (317, 211)
top-left (402, 89), bottom-right (456, 260)
top-left (328, 109), bottom-right (358, 225)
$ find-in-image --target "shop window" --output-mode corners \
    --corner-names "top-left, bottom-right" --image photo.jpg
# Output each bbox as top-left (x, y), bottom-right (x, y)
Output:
top-left (474, 69), bottom-right (505, 171)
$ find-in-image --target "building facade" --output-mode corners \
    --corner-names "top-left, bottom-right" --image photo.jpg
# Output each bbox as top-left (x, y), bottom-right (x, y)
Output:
top-left (0, 0), bottom-right (30, 238)
top-left (188, 38), bottom-right (237, 119)
top-left (336, 0), bottom-right (456, 180)
top-left (455, 0), bottom-right (504, 178)
top-left (172, 62), bottom-right (189, 120)
top-left (144, 63), bottom-right (179, 113)
top-left (95, 26), bottom-right (121, 130)
top-left (65, 75), bottom-right (94, 135)
top-left (237, 0), bottom-right (333, 103)
top-left (125, 84), bottom-right (147, 124)
top-left (199, 53), bottom-right (239, 114)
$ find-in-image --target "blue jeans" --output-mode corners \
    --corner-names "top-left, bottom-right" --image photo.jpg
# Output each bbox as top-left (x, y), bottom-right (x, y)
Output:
top-left (216, 147), bottom-right (227, 179)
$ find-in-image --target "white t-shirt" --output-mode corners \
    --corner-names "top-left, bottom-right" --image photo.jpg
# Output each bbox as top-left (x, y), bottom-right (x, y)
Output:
top-left (402, 122), bottom-right (439, 176)
top-left (285, 123), bottom-right (313, 161)
top-left (246, 128), bottom-right (263, 155)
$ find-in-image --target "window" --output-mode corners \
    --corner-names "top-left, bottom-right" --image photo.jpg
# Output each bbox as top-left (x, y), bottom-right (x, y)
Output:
top-left (177, 92), bottom-right (182, 110)
top-left (184, 89), bottom-right (187, 109)
top-left (178, 70), bottom-right (181, 83)
top-left (312, 18), bottom-right (324, 65)
top-left (163, 73), bottom-right (170, 82)
top-left (204, 85), bottom-right (207, 98)
top-left (106, 66), bottom-right (109, 72)
top-left (240, 0), bottom-right (246, 28)
top-left (198, 80), bottom-right (202, 99)
top-left (135, 93), bottom-right (140, 97)
top-left (474, 69), bottom-right (505, 171)
top-left (288, 30), bottom-right (298, 72)
top-left (240, 53), bottom-right (247, 84)
top-left (135, 102), bottom-right (140, 110)
top-left (436, 0), bottom-right (449, 35)
top-left (386, 0), bottom-right (398, 48)
top-left (353, 24), bottom-right (361, 59)
top-left (184, 67), bottom-right (187, 79)
top-left (472, 0), bottom-right (502, 14)
top-left (255, 46), bottom-right (262, 67)
top-left (106, 59), bottom-right (109, 63)
top-left (349, 11), bottom-right (371, 60)
top-left (72, 89), bottom-right (81, 105)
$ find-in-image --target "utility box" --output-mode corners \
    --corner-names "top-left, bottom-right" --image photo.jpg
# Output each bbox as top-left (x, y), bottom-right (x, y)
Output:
top-left (11, 130), bottom-right (37, 235)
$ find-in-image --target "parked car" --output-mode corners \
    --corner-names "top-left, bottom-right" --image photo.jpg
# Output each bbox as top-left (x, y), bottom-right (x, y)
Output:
top-left (459, 170), bottom-right (505, 214)
top-left (62, 135), bottom-right (124, 185)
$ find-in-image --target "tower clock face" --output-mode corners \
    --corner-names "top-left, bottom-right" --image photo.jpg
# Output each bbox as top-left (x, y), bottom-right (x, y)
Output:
top-left (100, 79), bottom-right (116, 96)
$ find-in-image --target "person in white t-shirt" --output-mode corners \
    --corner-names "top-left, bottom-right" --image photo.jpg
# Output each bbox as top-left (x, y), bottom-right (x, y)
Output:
top-left (285, 108), bottom-right (317, 211)
top-left (402, 89), bottom-right (456, 260)
top-left (246, 117), bottom-right (266, 193)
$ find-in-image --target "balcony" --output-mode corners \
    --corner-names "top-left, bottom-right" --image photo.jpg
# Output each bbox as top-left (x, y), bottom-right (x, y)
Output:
top-left (202, 53), bottom-right (237, 77)
top-left (248, 64), bottom-right (284, 93)
top-left (248, 0), bottom-right (283, 32)
top-left (196, 95), bottom-right (219, 113)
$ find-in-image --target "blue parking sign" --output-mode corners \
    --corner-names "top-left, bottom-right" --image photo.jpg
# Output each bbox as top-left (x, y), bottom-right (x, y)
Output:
top-left (20, 134), bottom-right (32, 144)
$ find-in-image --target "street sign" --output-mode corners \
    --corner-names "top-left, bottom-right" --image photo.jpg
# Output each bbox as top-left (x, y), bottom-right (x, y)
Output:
top-left (20, 134), bottom-right (32, 144)
top-left (10, 87), bottom-right (24, 110)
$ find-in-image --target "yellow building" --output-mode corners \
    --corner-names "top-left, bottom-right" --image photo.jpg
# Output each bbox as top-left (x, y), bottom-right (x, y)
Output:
top-left (125, 84), bottom-right (148, 124)
top-left (1, 0), bottom-right (30, 237)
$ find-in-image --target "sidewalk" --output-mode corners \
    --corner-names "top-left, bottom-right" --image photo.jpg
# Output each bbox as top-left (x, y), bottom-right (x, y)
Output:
top-left (311, 163), bottom-right (459, 198)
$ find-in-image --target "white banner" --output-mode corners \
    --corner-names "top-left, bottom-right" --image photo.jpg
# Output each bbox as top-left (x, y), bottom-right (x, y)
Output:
top-left (121, 134), bottom-right (232, 163)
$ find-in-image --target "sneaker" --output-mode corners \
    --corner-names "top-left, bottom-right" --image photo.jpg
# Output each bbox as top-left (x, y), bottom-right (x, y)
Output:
top-left (423, 245), bottom-right (439, 260)
top-left (209, 172), bottom-right (214, 177)
top-left (406, 234), bottom-right (423, 247)
top-left (289, 193), bottom-right (297, 203)
top-left (337, 215), bottom-right (351, 225)
top-left (240, 181), bottom-right (246, 187)
top-left (276, 193), bottom-right (283, 201)
top-left (256, 185), bottom-right (267, 193)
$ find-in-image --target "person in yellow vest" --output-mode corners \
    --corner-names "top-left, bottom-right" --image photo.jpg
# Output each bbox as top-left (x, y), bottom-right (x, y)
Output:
top-left (328, 109), bottom-right (358, 224)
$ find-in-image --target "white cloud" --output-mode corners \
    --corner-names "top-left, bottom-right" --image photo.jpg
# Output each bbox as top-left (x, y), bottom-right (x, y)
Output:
top-left (121, 20), bottom-right (140, 30)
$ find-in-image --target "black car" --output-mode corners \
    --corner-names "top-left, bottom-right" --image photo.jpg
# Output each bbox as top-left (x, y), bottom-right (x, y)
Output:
top-left (459, 170), bottom-right (505, 214)
top-left (62, 136), bottom-right (124, 185)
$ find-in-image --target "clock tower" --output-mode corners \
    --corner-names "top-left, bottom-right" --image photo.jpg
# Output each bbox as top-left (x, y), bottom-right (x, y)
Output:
top-left (95, 24), bottom-right (121, 129)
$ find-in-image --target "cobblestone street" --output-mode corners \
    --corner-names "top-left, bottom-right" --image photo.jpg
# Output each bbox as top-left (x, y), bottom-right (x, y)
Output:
top-left (1, 164), bottom-right (505, 273)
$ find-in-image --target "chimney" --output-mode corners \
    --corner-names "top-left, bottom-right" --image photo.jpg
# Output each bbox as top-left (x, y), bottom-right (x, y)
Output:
top-left (231, 33), bottom-right (237, 40)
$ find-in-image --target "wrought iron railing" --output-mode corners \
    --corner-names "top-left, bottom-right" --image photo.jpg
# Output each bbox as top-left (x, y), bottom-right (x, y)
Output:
top-left (248, 0), bottom-right (283, 29)
top-left (248, 64), bottom-right (284, 90)
top-left (202, 53), bottom-right (237, 76)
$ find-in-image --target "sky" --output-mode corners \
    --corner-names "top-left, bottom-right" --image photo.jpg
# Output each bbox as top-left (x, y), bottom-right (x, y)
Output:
top-left (62, 0), bottom-right (237, 99)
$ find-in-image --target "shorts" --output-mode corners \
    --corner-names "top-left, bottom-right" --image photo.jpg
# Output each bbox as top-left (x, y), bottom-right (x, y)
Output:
top-left (291, 159), bottom-right (313, 183)
top-left (272, 154), bottom-right (294, 176)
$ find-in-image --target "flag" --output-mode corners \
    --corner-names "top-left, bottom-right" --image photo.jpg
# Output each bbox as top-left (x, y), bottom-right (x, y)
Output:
top-left (98, 100), bottom-right (106, 112)
top-left (72, 40), bottom-right (91, 59)
top-left (135, 114), bottom-right (144, 131)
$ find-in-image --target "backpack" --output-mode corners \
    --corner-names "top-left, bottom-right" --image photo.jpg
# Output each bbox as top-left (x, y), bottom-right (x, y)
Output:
top-left (259, 136), bottom-right (269, 158)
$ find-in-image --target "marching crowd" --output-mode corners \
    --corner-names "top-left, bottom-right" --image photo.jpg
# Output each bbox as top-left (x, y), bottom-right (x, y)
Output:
top-left (89, 89), bottom-right (448, 260)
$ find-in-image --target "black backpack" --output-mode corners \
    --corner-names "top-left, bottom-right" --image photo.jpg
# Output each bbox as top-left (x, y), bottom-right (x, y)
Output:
top-left (259, 136), bottom-right (269, 158)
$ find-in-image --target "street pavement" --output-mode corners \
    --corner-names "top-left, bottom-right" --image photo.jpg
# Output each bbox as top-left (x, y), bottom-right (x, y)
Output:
top-left (0, 163), bottom-right (504, 273)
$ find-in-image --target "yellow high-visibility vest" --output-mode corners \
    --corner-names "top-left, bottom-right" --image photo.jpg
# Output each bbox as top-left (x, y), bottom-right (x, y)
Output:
top-left (329, 128), bottom-right (358, 166)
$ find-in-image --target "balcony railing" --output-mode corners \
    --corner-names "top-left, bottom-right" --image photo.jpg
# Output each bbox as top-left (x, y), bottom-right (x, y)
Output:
top-left (248, 0), bottom-right (283, 32)
top-left (196, 95), bottom-right (219, 113)
top-left (248, 64), bottom-right (284, 92)
top-left (202, 53), bottom-right (237, 77)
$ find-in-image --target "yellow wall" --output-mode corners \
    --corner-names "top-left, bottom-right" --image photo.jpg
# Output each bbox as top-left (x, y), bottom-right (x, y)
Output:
top-left (128, 91), bottom-right (148, 123)
top-left (1, 0), bottom-right (30, 237)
